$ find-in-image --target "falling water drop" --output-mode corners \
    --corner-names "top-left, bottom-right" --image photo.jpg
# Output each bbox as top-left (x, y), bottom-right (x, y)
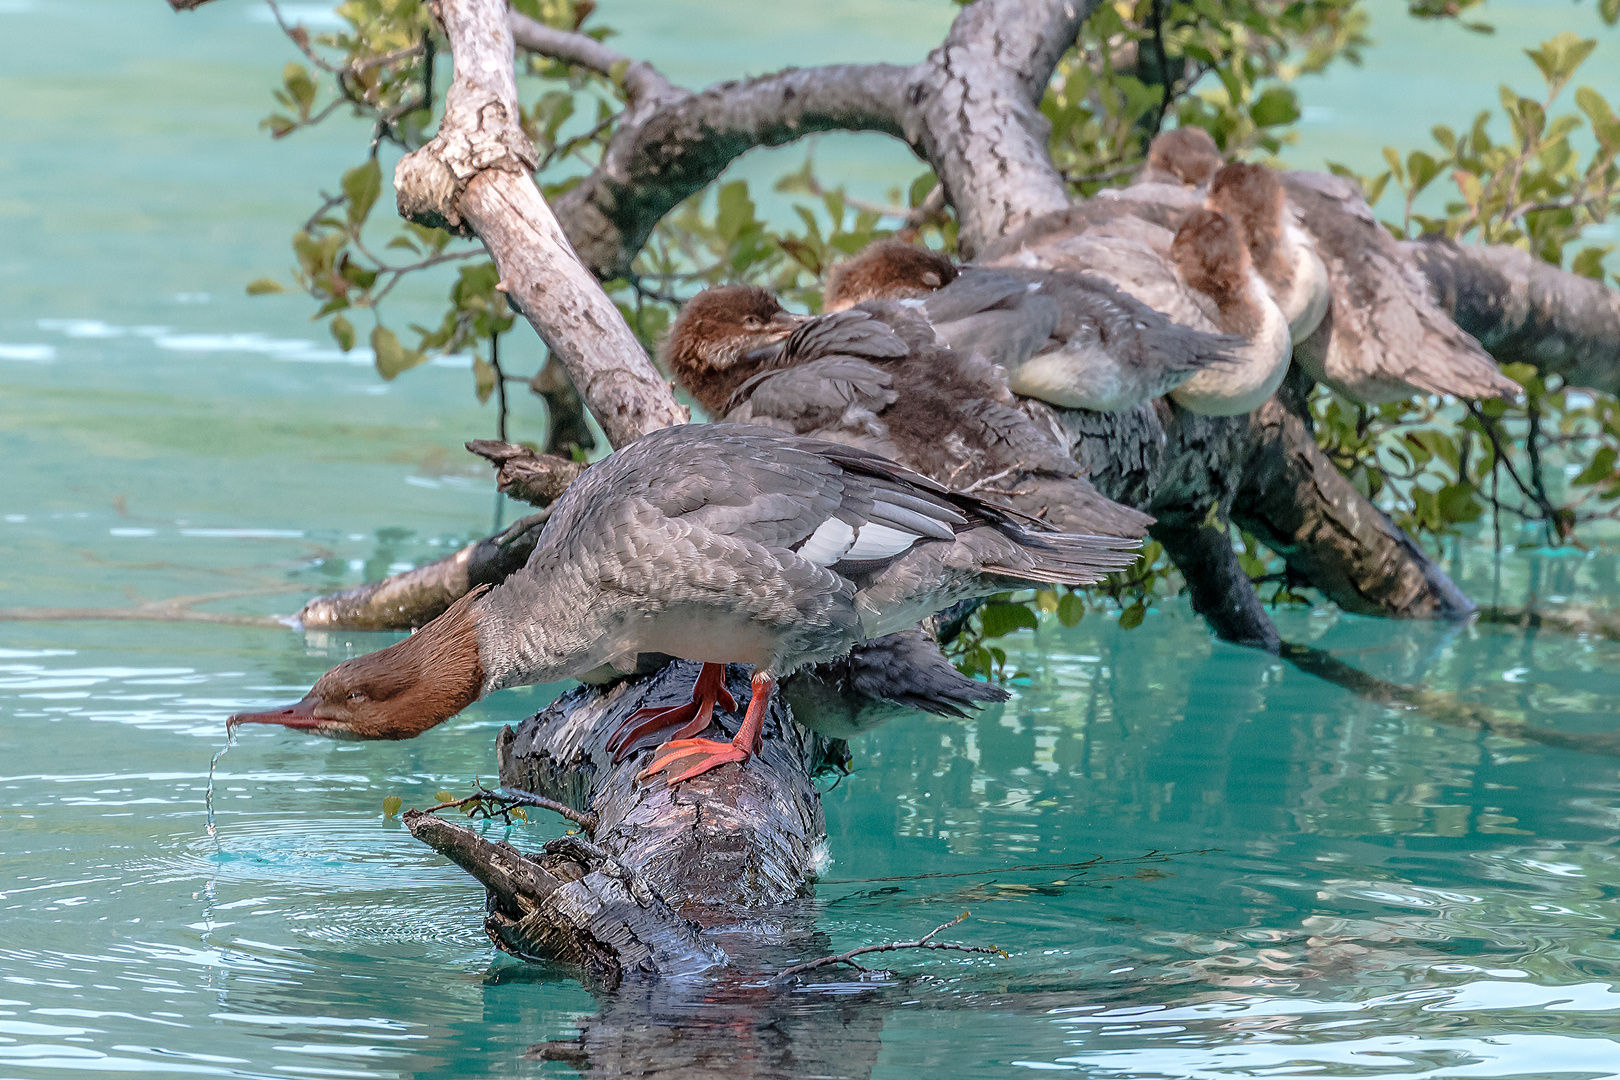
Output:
top-left (206, 731), bottom-right (235, 843)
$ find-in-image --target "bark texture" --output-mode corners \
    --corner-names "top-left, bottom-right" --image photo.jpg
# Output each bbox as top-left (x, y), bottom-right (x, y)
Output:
top-left (404, 662), bottom-right (833, 983)
top-left (393, 0), bottom-right (686, 448)
top-left (1234, 372), bottom-right (1477, 621)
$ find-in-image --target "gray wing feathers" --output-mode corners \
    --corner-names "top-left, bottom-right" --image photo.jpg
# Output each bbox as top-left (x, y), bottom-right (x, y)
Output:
top-left (726, 357), bottom-right (897, 432)
top-left (781, 308), bottom-right (910, 364)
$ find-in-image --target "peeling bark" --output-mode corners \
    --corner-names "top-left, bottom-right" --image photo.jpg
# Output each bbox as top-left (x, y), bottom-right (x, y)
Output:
top-left (393, 0), bottom-right (686, 448)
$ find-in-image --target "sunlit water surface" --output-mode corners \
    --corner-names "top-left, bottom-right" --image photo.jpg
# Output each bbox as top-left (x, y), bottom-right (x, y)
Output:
top-left (5, 1), bottom-right (1620, 1077)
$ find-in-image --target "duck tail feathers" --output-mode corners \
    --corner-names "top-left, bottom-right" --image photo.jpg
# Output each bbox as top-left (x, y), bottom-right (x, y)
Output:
top-left (984, 526), bottom-right (1143, 587)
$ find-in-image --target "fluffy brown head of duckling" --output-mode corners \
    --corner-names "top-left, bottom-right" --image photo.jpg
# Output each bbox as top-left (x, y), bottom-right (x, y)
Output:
top-left (1206, 162), bottom-right (1285, 271)
top-left (660, 285), bottom-right (808, 416)
top-left (1171, 208), bottom-right (1252, 308)
top-left (1145, 127), bottom-right (1223, 186)
top-left (824, 239), bottom-right (958, 311)
top-left (228, 586), bottom-right (488, 740)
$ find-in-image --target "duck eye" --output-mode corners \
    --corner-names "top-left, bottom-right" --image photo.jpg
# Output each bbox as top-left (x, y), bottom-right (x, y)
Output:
top-left (347, 690), bottom-right (368, 704)
top-left (741, 315), bottom-right (763, 329)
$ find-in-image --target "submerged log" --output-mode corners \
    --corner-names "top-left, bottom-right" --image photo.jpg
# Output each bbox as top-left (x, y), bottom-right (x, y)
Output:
top-left (406, 661), bottom-right (831, 982)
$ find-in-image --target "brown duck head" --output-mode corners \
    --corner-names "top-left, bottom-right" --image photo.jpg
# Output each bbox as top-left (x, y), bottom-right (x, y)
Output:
top-left (1206, 162), bottom-right (1286, 275)
top-left (824, 240), bottom-right (958, 311)
top-left (660, 285), bottom-right (808, 417)
top-left (1171, 208), bottom-right (1255, 316)
top-left (228, 586), bottom-right (488, 740)
top-left (1144, 127), bottom-right (1223, 187)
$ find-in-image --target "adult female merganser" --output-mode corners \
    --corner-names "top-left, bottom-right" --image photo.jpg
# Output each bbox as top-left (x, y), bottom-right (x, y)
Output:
top-left (1205, 163), bottom-right (1331, 345)
top-left (1281, 171), bottom-right (1519, 403)
top-left (821, 239), bottom-right (1241, 413)
top-left (986, 208), bottom-right (1293, 417)
top-left (230, 425), bottom-right (1139, 784)
top-left (660, 284), bottom-right (1154, 538)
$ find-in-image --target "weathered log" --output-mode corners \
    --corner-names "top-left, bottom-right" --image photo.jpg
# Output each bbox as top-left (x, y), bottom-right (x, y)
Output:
top-left (295, 511), bottom-right (549, 630)
top-left (465, 438), bottom-right (586, 504)
top-left (392, 0), bottom-right (686, 448)
top-left (401, 661), bottom-right (829, 982)
top-left (1234, 371), bottom-right (1477, 621)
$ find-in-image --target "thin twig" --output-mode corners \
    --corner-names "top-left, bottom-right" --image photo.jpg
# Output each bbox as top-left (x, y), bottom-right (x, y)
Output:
top-left (423, 778), bottom-right (597, 833)
top-left (773, 914), bottom-right (1004, 983)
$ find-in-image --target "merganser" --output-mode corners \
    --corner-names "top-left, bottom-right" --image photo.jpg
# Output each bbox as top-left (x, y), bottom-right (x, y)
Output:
top-left (822, 239), bottom-right (1241, 413)
top-left (986, 208), bottom-right (1293, 416)
top-left (229, 424), bottom-right (1139, 784)
top-left (1136, 126), bottom-right (1223, 187)
top-left (1281, 171), bottom-right (1519, 403)
top-left (660, 284), bottom-right (1154, 539)
top-left (1205, 163), bottom-right (1330, 345)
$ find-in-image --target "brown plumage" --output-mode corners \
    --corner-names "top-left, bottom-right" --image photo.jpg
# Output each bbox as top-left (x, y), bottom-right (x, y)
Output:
top-left (1140, 126), bottom-right (1223, 186)
top-left (1282, 171), bottom-right (1519, 403)
top-left (1170, 209), bottom-right (1256, 330)
top-left (230, 586), bottom-right (488, 740)
top-left (824, 240), bottom-right (957, 311)
top-left (662, 285), bottom-right (1154, 538)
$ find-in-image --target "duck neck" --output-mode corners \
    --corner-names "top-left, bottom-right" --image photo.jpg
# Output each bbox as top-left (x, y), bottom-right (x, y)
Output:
top-left (471, 564), bottom-right (622, 694)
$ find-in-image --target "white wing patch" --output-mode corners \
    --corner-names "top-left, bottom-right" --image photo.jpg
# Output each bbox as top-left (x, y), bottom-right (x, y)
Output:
top-left (843, 522), bottom-right (921, 561)
top-left (798, 517), bottom-right (856, 566)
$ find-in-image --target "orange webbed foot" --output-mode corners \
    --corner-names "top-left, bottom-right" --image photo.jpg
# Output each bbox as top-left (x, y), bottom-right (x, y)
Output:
top-left (637, 737), bottom-right (751, 785)
top-left (606, 663), bottom-right (737, 762)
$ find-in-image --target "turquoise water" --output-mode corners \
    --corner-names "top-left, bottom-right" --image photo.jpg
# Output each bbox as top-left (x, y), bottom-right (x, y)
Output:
top-left (5, 1), bottom-right (1620, 1077)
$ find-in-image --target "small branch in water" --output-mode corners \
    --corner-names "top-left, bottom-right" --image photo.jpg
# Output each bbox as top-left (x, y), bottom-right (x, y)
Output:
top-left (773, 914), bottom-right (1004, 983)
top-left (424, 778), bottom-right (597, 834)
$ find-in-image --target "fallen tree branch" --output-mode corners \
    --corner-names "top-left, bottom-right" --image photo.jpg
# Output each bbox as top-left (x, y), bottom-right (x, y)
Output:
top-left (1281, 640), bottom-right (1620, 759)
top-left (772, 914), bottom-right (1003, 983)
top-left (465, 438), bottom-right (587, 504)
top-left (392, 0), bottom-right (685, 447)
top-left (1234, 372), bottom-right (1477, 621)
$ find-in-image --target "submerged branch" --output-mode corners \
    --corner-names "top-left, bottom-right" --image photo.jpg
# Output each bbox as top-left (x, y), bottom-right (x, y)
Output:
top-left (772, 914), bottom-right (1003, 982)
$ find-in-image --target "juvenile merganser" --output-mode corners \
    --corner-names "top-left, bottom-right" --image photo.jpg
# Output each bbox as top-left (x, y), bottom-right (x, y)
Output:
top-left (229, 425), bottom-right (1139, 784)
top-left (1136, 126), bottom-right (1223, 187)
top-left (1281, 171), bottom-right (1519, 403)
top-left (986, 208), bottom-right (1293, 416)
top-left (1204, 163), bottom-right (1330, 345)
top-left (822, 240), bottom-right (1241, 413)
top-left (660, 284), bottom-right (1154, 538)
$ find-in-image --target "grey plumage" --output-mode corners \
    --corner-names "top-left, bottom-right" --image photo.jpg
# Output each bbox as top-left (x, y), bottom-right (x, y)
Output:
top-left (920, 266), bottom-right (1245, 411)
top-left (719, 303), bottom-right (1156, 539)
top-left (1282, 172), bottom-right (1520, 404)
top-left (473, 424), bottom-right (1141, 696)
top-left (780, 626), bottom-right (1011, 740)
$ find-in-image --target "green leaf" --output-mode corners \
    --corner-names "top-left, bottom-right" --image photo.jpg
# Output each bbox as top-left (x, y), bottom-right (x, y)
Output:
top-left (608, 58), bottom-right (631, 86)
top-left (1436, 482), bottom-right (1482, 524)
top-left (1573, 445), bottom-right (1618, 485)
top-left (245, 277), bottom-right (285, 295)
top-left (330, 314), bottom-right (355, 352)
top-left (371, 325), bottom-right (416, 379)
top-left (1249, 86), bottom-right (1300, 128)
top-left (1057, 591), bottom-right (1086, 628)
top-left (979, 601), bottom-right (1039, 639)
top-left (1118, 603), bottom-right (1147, 631)
top-left (1524, 33), bottom-right (1596, 87)
top-left (382, 795), bottom-right (402, 817)
top-left (1603, 0), bottom-right (1619, 26)
top-left (343, 159), bottom-right (383, 227)
top-left (473, 356), bottom-right (497, 403)
top-left (434, 790), bottom-right (455, 805)
top-left (1406, 150), bottom-right (1440, 193)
